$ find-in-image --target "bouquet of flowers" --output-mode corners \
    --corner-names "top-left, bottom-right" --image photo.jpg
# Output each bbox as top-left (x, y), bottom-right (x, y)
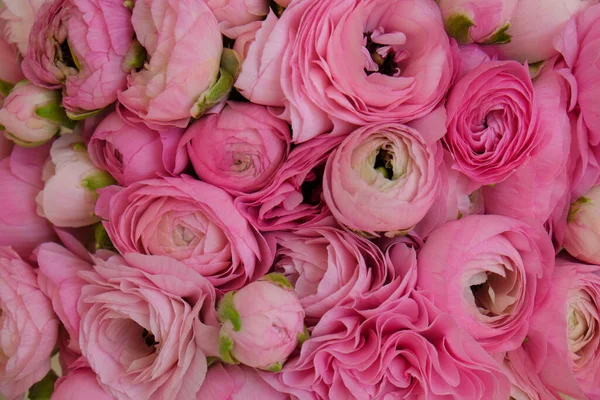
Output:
top-left (1, 0), bottom-right (600, 399)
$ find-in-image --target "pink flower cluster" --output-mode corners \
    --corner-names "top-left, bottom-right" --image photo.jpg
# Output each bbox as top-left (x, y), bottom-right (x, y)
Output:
top-left (1, 0), bottom-right (600, 399)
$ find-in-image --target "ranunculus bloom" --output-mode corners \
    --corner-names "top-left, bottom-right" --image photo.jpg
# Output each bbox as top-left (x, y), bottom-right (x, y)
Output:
top-left (22, 0), bottom-right (135, 115)
top-left (206, 0), bottom-right (269, 39)
top-left (37, 133), bottom-right (115, 228)
top-left (417, 215), bottom-right (555, 353)
top-left (118, 0), bottom-right (223, 128)
top-left (264, 292), bottom-right (510, 399)
top-left (88, 110), bottom-right (187, 186)
top-left (0, 17), bottom-right (25, 105)
top-left (96, 176), bottom-right (273, 292)
top-left (52, 368), bottom-right (114, 400)
top-left (270, 223), bottom-right (415, 324)
top-left (236, 0), bottom-right (458, 143)
top-left (494, 0), bottom-right (599, 64)
top-left (0, 247), bottom-right (59, 400)
top-left (444, 60), bottom-right (542, 185)
top-left (483, 58), bottom-right (572, 223)
top-left (74, 252), bottom-right (220, 400)
top-left (196, 363), bottom-right (287, 400)
top-left (233, 20), bottom-right (263, 62)
top-left (0, 144), bottom-right (56, 257)
top-left (563, 185), bottom-right (600, 264)
top-left (218, 275), bottom-right (305, 370)
top-left (438, 0), bottom-right (518, 44)
top-left (182, 102), bottom-right (290, 195)
top-left (323, 122), bottom-right (439, 237)
top-left (0, 0), bottom-right (51, 55)
top-left (0, 81), bottom-right (68, 146)
top-left (235, 135), bottom-right (342, 232)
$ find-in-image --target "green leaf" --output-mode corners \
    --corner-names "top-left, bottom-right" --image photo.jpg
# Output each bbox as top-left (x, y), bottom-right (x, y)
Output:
top-left (482, 23), bottom-right (512, 45)
top-left (218, 292), bottom-right (242, 331)
top-left (264, 362), bottom-right (283, 372)
top-left (28, 370), bottom-right (58, 400)
top-left (219, 334), bottom-right (239, 364)
top-left (444, 14), bottom-right (475, 44)
top-left (261, 273), bottom-right (294, 290)
top-left (81, 171), bottom-right (116, 194)
top-left (0, 79), bottom-right (14, 97)
top-left (297, 326), bottom-right (310, 345)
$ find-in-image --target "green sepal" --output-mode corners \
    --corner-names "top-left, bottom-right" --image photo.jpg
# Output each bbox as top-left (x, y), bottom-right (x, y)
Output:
top-left (123, 40), bottom-right (146, 71)
top-left (72, 142), bottom-right (87, 152)
top-left (5, 132), bottom-right (53, 148)
top-left (35, 101), bottom-right (77, 129)
top-left (219, 334), bottom-right (239, 364)
top-left (261, 272), bottom-right (294, 290)
top-left (568, 196), bottom-right (592, 223)
top-left (482, 23), bottom-right (512, 45)
top-left (444, 14), bottom-right (475, 44)
top-left (123, 0), bottom-right (134, 9)
top-left (0, 79), bottom-right (14, 96)
top-left (28, 370), bottom-right (58, 400)
top-left (81, 171), bottom-right (116, 194)
top-left (298, 326), bottom-right (310, 345)
top-left (94, 223), bottom-right (115, 251)
top-left (264, 362), bottom-right (283, 373)
top-left (66, 107), bottom-right (104, 121)
top-left (528, 60), bottom-right (545, 80)
top-left (218, 292), bottom-right (242, 331)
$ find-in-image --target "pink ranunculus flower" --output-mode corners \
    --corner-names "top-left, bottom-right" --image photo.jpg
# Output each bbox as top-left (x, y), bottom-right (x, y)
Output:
top-left (0, 0), bottom-right (52, 55)
top-left (563, 185), bottom-right (600, 264)
top-left (233, 20), bottom-right (263, 62)
top-left (196, 363), bottom-right (289, 400)
top-left (438, 0), bottom-right (518, 44)
top-left (445, 60), bottom-right (542, 185)
top-left (96, 176), bottom-right (273, 292)
top-left (264, 291), bottom-right (510, 399)
top-left (0, 17), bottom-right (25, 106)
top-left (270, 223), bottom-right (415, 324)
top-left (0, 247), bottom-right (59, 400)
top-left (494, 0), bottom-right (599, 64)
top-left (483, 58), bottom-right (572, 223)
top-left (118, 0), bottom-right (224, 128)
top-left (22, 0), bottom-right (135, 116)
top-left (37, 133), bottom-right (115, 228)
top-left (235, 134), bottom-right (343, 232)
top-left (236, 0), bottom-right (458, 143)
top-left (182, 102), bottom-right (290, 195)
top-left (417, 215), bottom-right (555, 353)
top-left (206, 0), bottom-right (269, 39)
top-left (218, 274), bottom-right (305, 370)
top-left (0, 144), bottom-right (56, 257)
top-left (52, 368), bottom-right (114, 400)
top-left (0, 81), bottom-right (69, 147)
top-left (74, 252), bottom-right (220, 400)
top-left (323, 122), bottom-right (439, 237)
top-left (88, 110), bottom-right (188, 186)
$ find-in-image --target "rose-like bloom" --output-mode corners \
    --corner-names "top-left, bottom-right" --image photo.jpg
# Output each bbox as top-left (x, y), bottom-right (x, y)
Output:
top-left (182, 102), bottom-right (290, 195)
top-left (494, 0), bottom-right (599, 64)
top-left (218, 275), bottom-right (305, 370)
top-left (206, 0), bottom-right (269, 39)
top-left (564, 185), bottom-right (600, 264)
top-left (438, 0), bottom-right (518, 44)
top-left (70, 251), bottom-right (218, 400)
top-left (37, 133), bottom-right (115, 228)
top-left (264, 292), bottom-right (510, 399)
top-left (22, 0), bottom-right (135, 115)
top-left (271, 223), bottom-right (416, 324)
top-left (483, 58), bottom-right (572, 223)
top-left (0, 144), bottom-right (56, 257)
top-left (96, 176), bottom-right (272, 292)
top-left (236, 0), bottom-right (458, 143)
top-left (0, 247), bottom-right (59, 399)
top-left (52, 368), bottom-right (114, 400)
top-left (0, 0), bottom-right (52, 55)
top-left (118, 0), bottom-right (223, 128)
top-left (323, 122), bottom-right (438, 237)
top-left (445, 60), bottom-right (542, 185)
top-left (196, 363), bottom-right (288, 400)
top-left (88, 110), bottom-right (187, 186)
top-left (417, 215), bottom-right (555, 353)
top-left (235, 135), bottom-right (342, 231)
top-left (0, 81), bottom-right (70, 146)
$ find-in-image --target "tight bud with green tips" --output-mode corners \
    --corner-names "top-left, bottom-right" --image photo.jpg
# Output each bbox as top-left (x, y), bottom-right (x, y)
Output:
top-left (0, 81), bottom-right (74, 147)
top-left (564, 185), bottom-right (600, 264)
top-left (218, 273), bottom-right (305, 370)
top-left (37, 133), bottom-right (116, 227)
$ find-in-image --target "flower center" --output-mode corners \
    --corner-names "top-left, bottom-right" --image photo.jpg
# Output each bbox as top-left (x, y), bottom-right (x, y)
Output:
top-left (141, 328), bottom-right (159, 348)
top-left (363, 28), bottom-right (408, 77)
top-left (374, 147), bottom-right (395, 180)
top-left (301, 165), bottom-right (325, 206)
top-left (58, 39), bottom-right (78, 71)
top-left (172, 224), bottom-right (197, 246)
top-left (469, 268), bottom-right (519, 317)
